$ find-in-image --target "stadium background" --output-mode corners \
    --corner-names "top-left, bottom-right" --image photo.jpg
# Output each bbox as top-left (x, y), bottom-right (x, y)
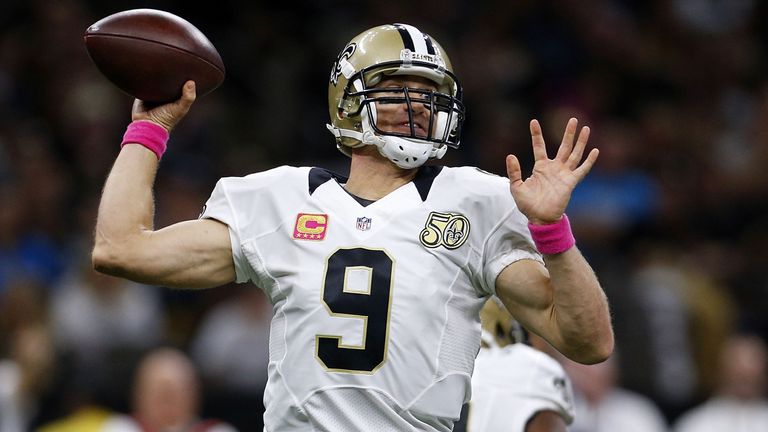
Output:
top-left (1, 0), bottom-right (767, 430)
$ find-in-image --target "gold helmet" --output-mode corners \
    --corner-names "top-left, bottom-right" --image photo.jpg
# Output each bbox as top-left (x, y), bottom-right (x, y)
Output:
top-left (480, 298), bottom-right (528, 348)
top-left (326, 24), bottom-right (465, 169)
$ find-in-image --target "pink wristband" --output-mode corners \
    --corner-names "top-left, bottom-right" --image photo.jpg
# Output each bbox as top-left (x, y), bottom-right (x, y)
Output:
top-left (120, 120), bottom-right (169, 160)
top-left (528, 214), bottom-right (576, 255)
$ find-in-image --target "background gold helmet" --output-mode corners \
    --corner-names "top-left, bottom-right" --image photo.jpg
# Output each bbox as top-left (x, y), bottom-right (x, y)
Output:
top-left (480, 297), bottom-right (528, 348)
top-left (326, 24), bottom-right (465, 169)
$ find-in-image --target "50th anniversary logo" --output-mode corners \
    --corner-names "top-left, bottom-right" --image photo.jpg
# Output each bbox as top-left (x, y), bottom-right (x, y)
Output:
top-left (419, 212), bottom-right (470, 250)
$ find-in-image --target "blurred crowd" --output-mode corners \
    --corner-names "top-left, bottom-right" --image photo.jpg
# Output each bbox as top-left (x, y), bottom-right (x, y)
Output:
top-left (2, 0), bottom-right (768, 430)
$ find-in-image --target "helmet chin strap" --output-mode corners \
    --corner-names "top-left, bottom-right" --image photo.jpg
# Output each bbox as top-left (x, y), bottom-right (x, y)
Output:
top-left (326, 123), bottom-right (445, 169)
top-left (365, 129), bottom-right (445, 170)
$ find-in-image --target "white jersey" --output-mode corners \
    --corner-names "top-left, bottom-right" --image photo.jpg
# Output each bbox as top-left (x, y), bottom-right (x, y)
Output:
top-left (200, 165), bottom-right (541, 432)
top-left (462, 343), bottom-right (575, 432)
top-left (673, 397), bottom-right (768, 432)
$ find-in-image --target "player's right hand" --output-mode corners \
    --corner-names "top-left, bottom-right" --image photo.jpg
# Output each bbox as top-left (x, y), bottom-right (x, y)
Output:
top-left (506, 118), bottom-right (598, 225)
top-left (131, 80), bottom-right (197, 133)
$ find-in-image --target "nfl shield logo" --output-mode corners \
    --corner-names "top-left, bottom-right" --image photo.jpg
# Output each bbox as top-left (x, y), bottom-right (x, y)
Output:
top-left (356, 216), bottom-right (372, 231)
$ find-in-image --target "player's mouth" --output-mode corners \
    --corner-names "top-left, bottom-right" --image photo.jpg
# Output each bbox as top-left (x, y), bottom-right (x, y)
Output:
top-left (390, 121), bottom-right (429, 137)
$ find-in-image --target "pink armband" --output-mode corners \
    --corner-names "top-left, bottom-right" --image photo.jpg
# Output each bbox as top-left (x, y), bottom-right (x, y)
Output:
top-left (528, 214), bottom-right (576, 255)
top-left (120, 120), bottom-right (169, 160)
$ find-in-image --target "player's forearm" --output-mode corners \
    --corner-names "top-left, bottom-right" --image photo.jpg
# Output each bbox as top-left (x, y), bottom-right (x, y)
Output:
top-left (92, 145), bottom-right (159, 277)
top-left (544, 246), bottom-right (613, 364)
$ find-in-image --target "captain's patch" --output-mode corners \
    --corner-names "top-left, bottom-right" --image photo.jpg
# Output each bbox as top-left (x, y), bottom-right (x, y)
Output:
top-left (293, 213), bottom-right (328, 240)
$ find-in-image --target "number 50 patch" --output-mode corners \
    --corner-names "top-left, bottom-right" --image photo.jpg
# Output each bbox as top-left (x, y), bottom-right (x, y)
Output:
top-left (419, 211), bottom-right (470, 250)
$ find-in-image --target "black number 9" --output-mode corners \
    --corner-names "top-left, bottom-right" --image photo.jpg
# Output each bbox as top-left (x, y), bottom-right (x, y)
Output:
top-left (316, 247), bottom-right (394, 373)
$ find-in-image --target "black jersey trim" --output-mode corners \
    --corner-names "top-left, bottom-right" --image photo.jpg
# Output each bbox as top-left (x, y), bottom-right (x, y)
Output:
top-left (308, 167), bottom-right (348, 195)
top-left (413, 165), bottom-right (443, 202)
top-left (309, 165), bottom-right (441, 202)
top-left (348, 193), bottom-right (376, 207)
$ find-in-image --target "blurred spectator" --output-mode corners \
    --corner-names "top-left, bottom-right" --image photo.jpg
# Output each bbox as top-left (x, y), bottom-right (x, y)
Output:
top-left (567, 118), bottom-right (662, 247)
top-left (48, 250), bottom-right (162, 400)
top-left (0, 181), bottom-right (65, 294)
top-left (101, 347), bottom-right (237, 432)
top-left (735, 221), bottom-right (768, 339)
top-left (190, 287), bottom-right (271, 429)
top-left (37, 405), bottom-right (115, 432)
top-left (0, 323), bottom-right (55, 432)
top-left (672, 0), bottom-right (756, 35)
top-left (564, 355), bottom-right (669, 432)
top-left (0, 279), bottom-right (55, 430)
top-left (191, 287), bottom-right (270, 392)
top-left (673, 334), bottom-right (768, 432)
top-left (614, 241), bottom-right (737, 418)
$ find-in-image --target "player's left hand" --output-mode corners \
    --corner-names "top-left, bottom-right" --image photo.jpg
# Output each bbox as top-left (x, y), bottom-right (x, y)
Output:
top-left (506, 118), bottom-right (598, 224)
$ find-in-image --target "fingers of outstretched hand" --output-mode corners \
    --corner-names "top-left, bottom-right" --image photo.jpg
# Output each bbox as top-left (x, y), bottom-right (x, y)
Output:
top-left (555, 118), bottom-right (579, 162)
top-left (573, 148), bottom-right (599, 181)
top-left (566, 126), bottom-right (590, 169)
top-left (506, 154), bottom-right (523, 186)
top-left (529, 120), bottom-right (548, 161)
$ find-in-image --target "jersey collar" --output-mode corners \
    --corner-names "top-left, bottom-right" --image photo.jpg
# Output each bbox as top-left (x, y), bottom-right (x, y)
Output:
top-left (307, 165), bottom-right (442, 202)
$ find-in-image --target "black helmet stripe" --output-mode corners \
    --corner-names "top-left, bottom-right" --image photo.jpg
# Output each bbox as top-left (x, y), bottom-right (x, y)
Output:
top-left (393, 23), bottom-right (416, 51)
top-left (394, 23), bottom-right (432, 54)
top-left (423, 34), bottom-right (436, 55)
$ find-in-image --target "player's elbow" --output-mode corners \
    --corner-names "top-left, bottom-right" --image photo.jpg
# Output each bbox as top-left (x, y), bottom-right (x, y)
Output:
top-left (566, 331), bottom-right (615, 365)
top-left (581, 340), bottom-right (614, 365)
top-left (92, 237), bottom-right (139, 278)
top-left (92, 242), bottom-right (122, 276)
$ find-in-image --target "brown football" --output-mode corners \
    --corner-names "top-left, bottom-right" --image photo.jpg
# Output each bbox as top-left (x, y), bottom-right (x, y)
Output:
top-left (84, 9), bottom-right (225, 103)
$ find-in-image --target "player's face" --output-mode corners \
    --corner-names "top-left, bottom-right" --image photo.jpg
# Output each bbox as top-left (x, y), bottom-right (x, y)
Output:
top-left (372, 75), bottom-right (438, 139)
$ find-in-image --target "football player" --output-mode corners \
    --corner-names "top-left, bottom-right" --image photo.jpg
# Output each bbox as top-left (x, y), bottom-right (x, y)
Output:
top-left (454, 299), bottom-right (575, 432)
top-left (92, 23), bottom-right (613, 431)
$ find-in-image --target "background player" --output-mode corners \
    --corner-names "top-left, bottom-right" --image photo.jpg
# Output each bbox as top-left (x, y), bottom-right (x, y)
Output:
top-left (455, 299), bottom-right (575, 432)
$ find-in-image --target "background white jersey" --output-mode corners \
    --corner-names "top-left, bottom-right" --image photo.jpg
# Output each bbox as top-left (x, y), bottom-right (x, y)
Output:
top-left (460, 343), bottom-right (575, 432)
top-left (200, 165), bottom-right (541, 432)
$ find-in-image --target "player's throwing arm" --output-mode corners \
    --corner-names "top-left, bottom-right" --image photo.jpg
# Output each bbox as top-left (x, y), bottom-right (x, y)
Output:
top-left (89, 10), bottom-right (235, 289)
